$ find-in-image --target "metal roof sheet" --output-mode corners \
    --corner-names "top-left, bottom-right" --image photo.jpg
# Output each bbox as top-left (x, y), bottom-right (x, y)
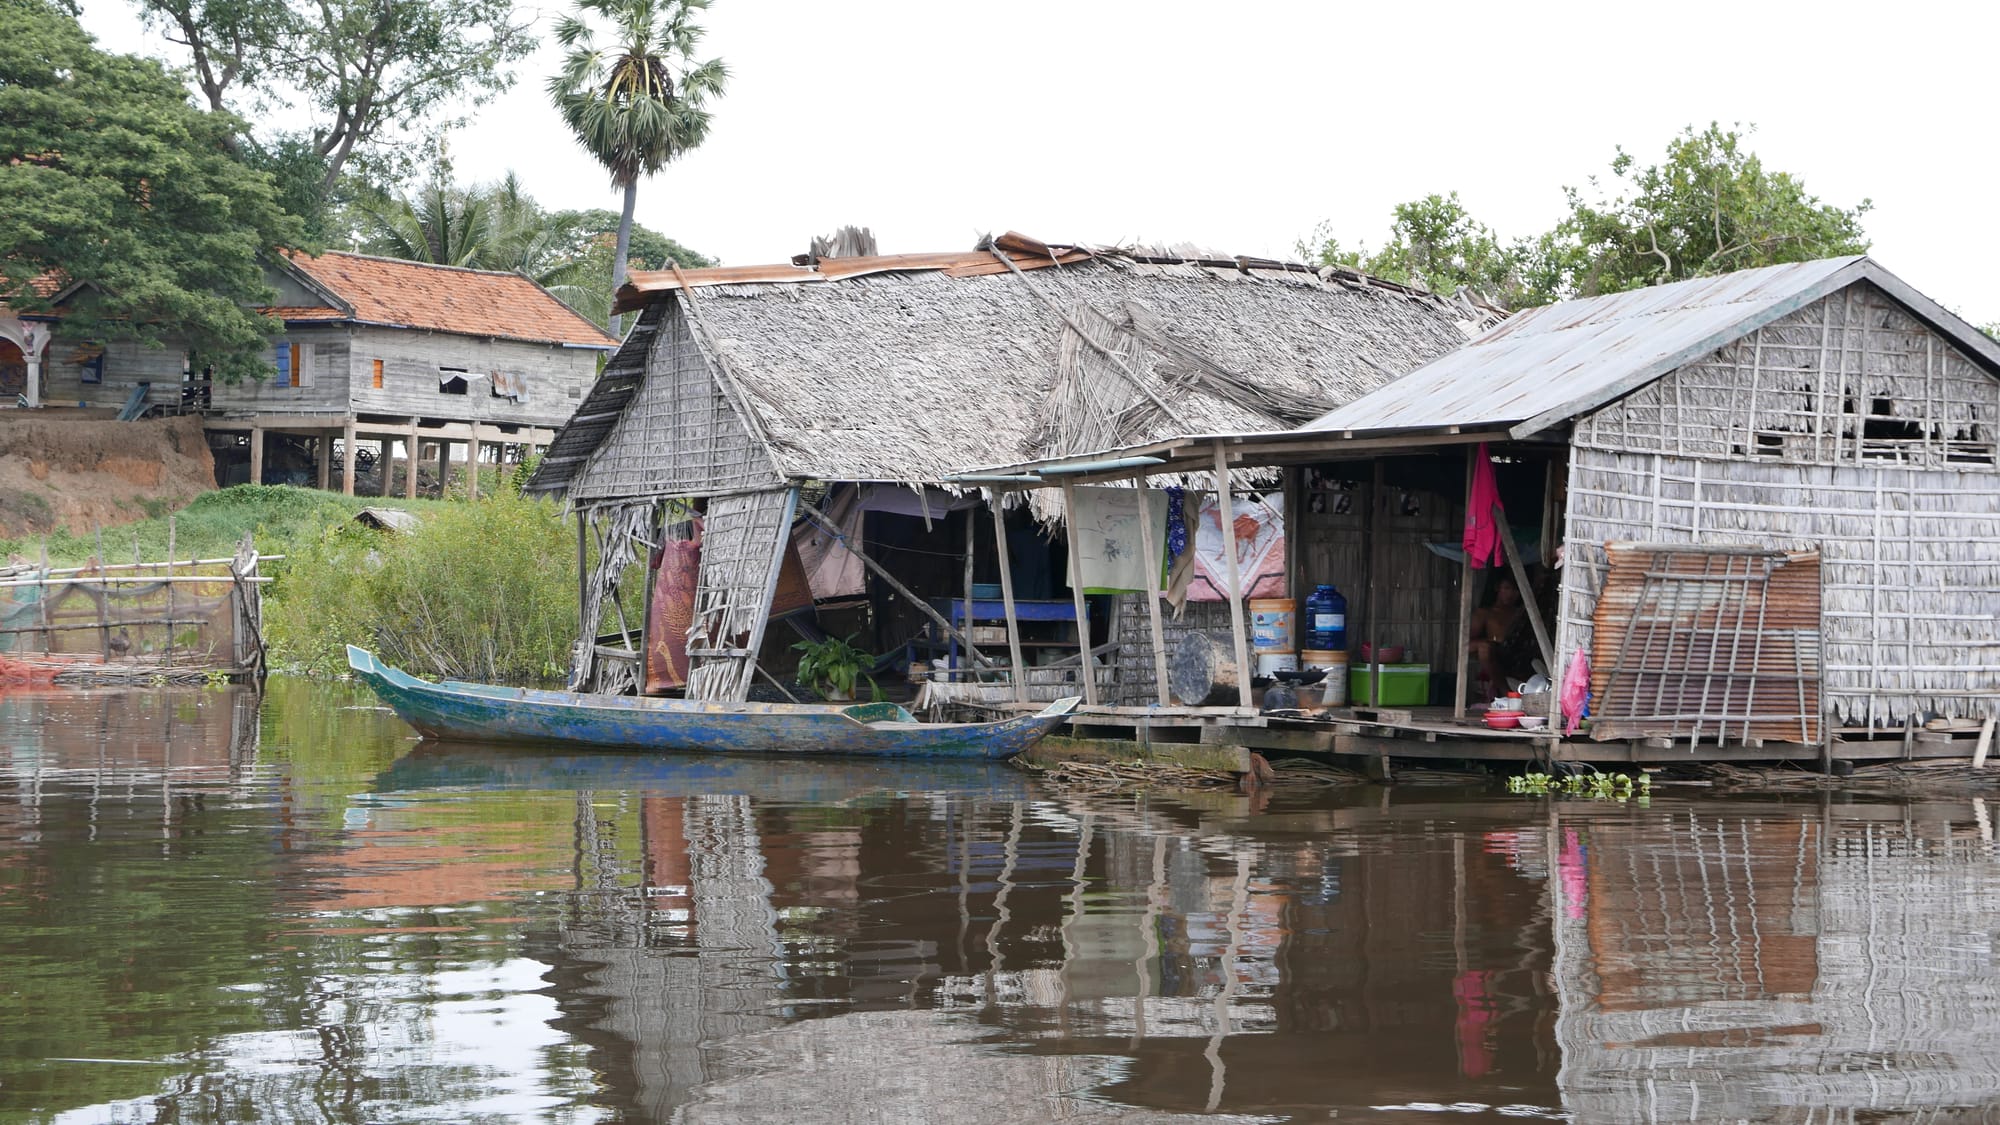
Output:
top-left (1301, 256), bottom-right (2000, 439)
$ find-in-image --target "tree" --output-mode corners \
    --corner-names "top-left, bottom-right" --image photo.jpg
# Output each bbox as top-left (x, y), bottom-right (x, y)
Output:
top-left (1545, 123), bottom-right (1871, 298)
top-left (1300, 124), bottom-right (1872, 310)
top-left (134, 0), bottom-right (536, 193)
top-left (548, 0), bottom-right (726, 332)
top-left (0, 0), bottom-right (301, 381)
top-left (1298, 192), bottom-right (1530, 307)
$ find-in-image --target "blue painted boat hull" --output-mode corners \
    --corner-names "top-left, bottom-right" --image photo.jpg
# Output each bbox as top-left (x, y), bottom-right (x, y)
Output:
top-left (346, 646), bottom-right (1077, 760)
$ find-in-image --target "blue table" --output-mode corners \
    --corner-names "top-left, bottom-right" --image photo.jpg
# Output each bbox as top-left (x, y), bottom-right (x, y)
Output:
top-left (932, 598), bottom-right (1080, 671)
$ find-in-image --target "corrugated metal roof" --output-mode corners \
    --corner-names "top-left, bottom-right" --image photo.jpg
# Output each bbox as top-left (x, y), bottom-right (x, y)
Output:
top-left (1302, 257), bottom-right (2000, 439)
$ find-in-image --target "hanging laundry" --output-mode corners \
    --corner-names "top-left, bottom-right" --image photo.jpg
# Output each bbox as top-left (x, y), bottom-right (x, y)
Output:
top-left (1463, 442), bottom-right (1506, 569)
top-left (1185, 492), bottom-right (1286, 602)
top-left (1065, 485), bottom-right (1169, 594)
top-left (1559, 647), bottom-right (1591, 736)
top-left (644, 520), bottom-right (703, 693)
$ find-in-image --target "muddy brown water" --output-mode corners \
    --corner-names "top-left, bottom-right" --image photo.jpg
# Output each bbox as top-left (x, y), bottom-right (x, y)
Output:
top-left (2, 681), bottom-right (1997, 1124)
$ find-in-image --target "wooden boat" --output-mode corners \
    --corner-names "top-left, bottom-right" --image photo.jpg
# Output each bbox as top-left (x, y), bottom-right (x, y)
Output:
top-left (347, 646), bottom-right (1079, 759)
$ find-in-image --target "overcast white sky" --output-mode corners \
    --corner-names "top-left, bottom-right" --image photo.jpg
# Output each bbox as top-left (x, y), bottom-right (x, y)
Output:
top-left (82, 0), bottom-right (2000, 324)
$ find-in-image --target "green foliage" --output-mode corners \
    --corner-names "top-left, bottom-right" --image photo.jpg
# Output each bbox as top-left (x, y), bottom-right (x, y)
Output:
top-left (793, 633), bottom-right (873, 700)
top-left (1509, 769), bottom-right (1651, 803)
top-left (0, 0), bottom-right (302, 382)
top-left (1301, 124), bottom-right (1871, 309)
top-left (0, 483), bottom-right (440, 566)
top-left (132, 0), bottom-right (536, 193)
top-left (349, 170), bottom-right (714, 327)
top-left (262, 491), bottom-right (582, 683)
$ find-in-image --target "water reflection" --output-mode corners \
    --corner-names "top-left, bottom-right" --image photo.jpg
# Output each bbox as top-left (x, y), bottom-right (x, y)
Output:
top-left (1, 683), bottom-right (1997, 1123)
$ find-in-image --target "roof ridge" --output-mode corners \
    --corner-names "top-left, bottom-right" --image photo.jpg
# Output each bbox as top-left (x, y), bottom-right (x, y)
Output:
top-left (295, 247), bottom-right (543, 280)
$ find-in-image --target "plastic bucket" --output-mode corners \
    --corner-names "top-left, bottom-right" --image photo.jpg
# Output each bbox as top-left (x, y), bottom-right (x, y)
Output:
top-left (1301, 649), bottom-right (1348, 707)
top-left (1249, 598), bottom-right (1296, 652)
top-left (1255, 652), bottom-right (1299, 678)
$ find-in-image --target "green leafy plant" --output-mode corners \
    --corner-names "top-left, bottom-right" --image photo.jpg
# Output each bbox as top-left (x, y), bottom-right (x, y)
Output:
top-left (1509, 769), bottom-right (1651, 803)
top-left (792, 634), bottom-right (873, 701)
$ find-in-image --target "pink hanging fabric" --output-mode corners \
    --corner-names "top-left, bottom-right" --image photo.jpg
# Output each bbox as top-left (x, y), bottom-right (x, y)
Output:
top-left (1462, 442), bottom-right (1505, 569)
top-left (1559, 647), bottom-right (1591, 736)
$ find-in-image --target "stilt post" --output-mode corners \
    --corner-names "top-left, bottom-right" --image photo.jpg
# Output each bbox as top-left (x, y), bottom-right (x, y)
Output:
top-left (1211, 442), bottom-right (1253, 711)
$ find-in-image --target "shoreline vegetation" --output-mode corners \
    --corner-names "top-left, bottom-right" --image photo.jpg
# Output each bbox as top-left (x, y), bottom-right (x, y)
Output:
top-left (2, 480), bottom-right (602, 685)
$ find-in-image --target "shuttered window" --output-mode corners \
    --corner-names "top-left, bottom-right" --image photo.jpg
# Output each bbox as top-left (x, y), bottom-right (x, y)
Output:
top-left (1589, 543), bottom-right (1822, 746)
top-left (372, 359), bottom-right (384, 389)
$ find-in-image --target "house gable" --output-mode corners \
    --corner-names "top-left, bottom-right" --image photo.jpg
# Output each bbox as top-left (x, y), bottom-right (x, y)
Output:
top-left (569, 300), bottom-right (782, 502)
top-left (1575, 281), bottom-right (2000, 471)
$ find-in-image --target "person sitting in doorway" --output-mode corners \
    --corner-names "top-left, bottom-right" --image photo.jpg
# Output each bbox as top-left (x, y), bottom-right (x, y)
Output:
top-left (1468, 575), bottom-right (1538, 703)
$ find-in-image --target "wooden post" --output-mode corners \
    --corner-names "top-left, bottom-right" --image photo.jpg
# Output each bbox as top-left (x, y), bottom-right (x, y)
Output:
top-left (1059, 479), bottom-right (1100, 706)
top-left (1491, 504), bottom-right (1555, 678)
top-left (315, 435), bottom-right (332, 491)
top-left (467, 424), bottom-right (481, 500)
top-left (986, 489), bottom-right (1029, 704)
top-left (961, 507), bottom-right (977, 683)
top-left (1974, 717), bottom-right (1994, 770)
top-left (404, 438), bottom-right (419, 500)
top-left (1211, 442), bottom-right (1253, 710)
top-left (1363, 460), bottom-right (1382, 706)
top-left (1454, 449), bottom-right (1476, 718)
top-left (247, 427), bottom-right (265, 487)
top-left (165, 515), bottom-right (176, 667)
top-left (340, 419), bottom-right (357, 496)
top-left (437, 438), bottom-right (451, 497)
top-left (1134, 476), bottom-right (1171, 706)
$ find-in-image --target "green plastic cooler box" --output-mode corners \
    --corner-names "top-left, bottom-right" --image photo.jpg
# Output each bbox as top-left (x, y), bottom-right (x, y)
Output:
top-left (1348, 663), bottom-right (1431, 707)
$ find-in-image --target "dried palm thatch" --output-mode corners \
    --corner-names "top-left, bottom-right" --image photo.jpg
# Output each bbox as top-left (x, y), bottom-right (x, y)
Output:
top-left (536, 241), bottom-right (1479, 503)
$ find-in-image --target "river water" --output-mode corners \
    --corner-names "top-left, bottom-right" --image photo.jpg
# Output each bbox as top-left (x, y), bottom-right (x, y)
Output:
top-left (2, 682), bottom-right (1998, 1124)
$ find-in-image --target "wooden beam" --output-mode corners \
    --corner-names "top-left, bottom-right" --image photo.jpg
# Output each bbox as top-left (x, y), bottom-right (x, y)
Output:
top-left (404, 438), bottom-right (419, 499)
top-left (1363, 459), bottom-right (1382, 706)
top-left (1134, 475), bottom-right (1171, 706)
top-left (378, 437), bottom-right (393, 497)
top-left (1491, 503), bottom-right (1554, 678)
top-left (1211, 442), bottom-right (1254, 709)
top-left (315, 434), bottom-right (332, 491)
top-left (1454, 449), bottom-right (1476, 717)
top-left (437, 438), bottom-right (451, 497)
top-left (340, 419), bottom-right (357, 496)
top-left (986, 489), bottom-right (1029, 703)
top-left (1059, 479), bottom-right (1100, 706)
top-left (247, 427), bottom-right (265, 487)
top-left (466, 423), bottom-right (481, 500)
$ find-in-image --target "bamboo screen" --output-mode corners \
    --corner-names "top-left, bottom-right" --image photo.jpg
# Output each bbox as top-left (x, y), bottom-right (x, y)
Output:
top-left (685, 488), bottom-right (799, 701)
top-left (1588, 543), bottom-right (1821, 746)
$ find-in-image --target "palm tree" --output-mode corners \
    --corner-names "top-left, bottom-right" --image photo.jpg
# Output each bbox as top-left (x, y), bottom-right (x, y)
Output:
top-left (359, 181), bottom-right (492, 267)
top-left (548, 0), bottom-right (726, 334)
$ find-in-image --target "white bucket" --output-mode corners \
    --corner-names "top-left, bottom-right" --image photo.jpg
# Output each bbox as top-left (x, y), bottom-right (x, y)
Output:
top-left (1255, 652), bottom-right (1298, 678)
top-left (1301, 649), bottom-right (1348, 707)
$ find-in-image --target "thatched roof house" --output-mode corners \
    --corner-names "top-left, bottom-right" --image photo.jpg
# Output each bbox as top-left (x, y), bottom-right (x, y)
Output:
top-left (529, 233), bottom-right (1485, 502)
top-left (526, 233), bottom-right (1488, 699)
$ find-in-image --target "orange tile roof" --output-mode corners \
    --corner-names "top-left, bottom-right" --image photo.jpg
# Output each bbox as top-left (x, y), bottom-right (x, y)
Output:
top-left (283, 250), bottom-right (617, 348)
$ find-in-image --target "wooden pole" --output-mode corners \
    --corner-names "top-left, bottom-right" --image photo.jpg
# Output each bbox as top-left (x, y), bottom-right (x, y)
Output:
top-left (1363, 461), bottom-right (1382, 706)
top-left (1210, 443), bottom-right (1253, 710)
top-left (378, 437), bottom-right (394, 498)
top-left (1134, 477), bottom-right (1171, 706)
top-left (404, 439), bottom-right (419, 500)
top-left (165, 516), bottom-right (176, 667)
top-left (1974, 717), bottom-right (1994, 770)
top-left (1059, 480), bottom-right (1100, 706)
top-left (961, 507), bottom-right (978, 683)
top-left (437, 439), bottom-right (451, 498)
top-left (340, 419), bottom-right (357, 496)
top-left (987, 490), bottom-right (1029, 703)
top-left (574, 508), bottom-right (590, 690)
top-left (315, 435), bottom-right (332, 491)
top-left (798, 499), bottom-right (995, 669)
top-left (467, 424), bottom-right (481, 500)
top-left (1491, 504), bottom-right (1555, 678)
top-left (1454, 449), bottom-right (1476, 718)
top-left (248, 427), bottom-right (265, 486)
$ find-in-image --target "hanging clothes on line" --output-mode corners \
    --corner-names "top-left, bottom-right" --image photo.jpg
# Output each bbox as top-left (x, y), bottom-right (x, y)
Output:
top-left (1463, 442), bottom-right (1506, 569)
top-left (1065, 485), bottom-right (1169, 594)
top-left (1184, 492), bottom-right (1286, 602)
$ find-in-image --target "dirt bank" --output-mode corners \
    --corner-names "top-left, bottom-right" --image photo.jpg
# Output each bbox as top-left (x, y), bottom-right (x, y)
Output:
top-left (0, 410), bottom-right (216, 538)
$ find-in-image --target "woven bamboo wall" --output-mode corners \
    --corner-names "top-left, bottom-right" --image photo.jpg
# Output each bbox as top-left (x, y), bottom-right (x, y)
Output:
top-left (1574, 282), bottom-right (2000, 469)
top-left (573, 302), bottom-right (782, 502)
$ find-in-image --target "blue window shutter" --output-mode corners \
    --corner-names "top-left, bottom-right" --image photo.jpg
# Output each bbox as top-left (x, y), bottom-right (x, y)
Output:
top-left (274, 342), bottom-right (291, 383)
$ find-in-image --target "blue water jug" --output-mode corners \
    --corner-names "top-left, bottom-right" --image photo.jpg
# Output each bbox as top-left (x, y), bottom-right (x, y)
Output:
top-left (1306, 584), bottom-right (1347, 651)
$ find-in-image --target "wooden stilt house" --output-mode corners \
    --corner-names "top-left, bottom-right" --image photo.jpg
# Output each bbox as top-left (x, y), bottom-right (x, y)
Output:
top-left (982, 256), bottom-right (2000, 762)
top-left (525, 234), bottom-right (1487, 700)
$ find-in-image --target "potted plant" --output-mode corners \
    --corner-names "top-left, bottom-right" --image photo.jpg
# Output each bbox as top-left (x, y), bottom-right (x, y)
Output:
top-left (793, 634), bottom-right (874, 701)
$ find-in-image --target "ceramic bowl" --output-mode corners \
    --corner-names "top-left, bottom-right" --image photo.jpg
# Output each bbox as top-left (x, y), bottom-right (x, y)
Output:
top-left (1517, 715), bottom-right (1548, 731)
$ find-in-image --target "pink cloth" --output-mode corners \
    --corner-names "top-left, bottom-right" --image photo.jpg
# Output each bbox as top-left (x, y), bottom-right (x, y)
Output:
top-left (1559, 648), bottom-right (1590, 736)
top-left (1462, 442), bottom-right (1505, 569)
